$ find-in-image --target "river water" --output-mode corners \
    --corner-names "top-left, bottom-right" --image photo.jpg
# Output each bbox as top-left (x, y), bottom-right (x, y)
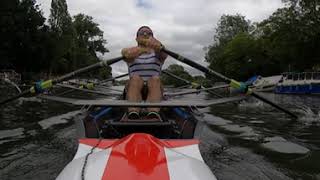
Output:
top-left (0, 86), bottom-right (319, 180)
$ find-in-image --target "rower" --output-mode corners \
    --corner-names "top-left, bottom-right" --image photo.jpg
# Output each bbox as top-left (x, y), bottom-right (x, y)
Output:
top-left (121, 26), bottom-right (168, 120)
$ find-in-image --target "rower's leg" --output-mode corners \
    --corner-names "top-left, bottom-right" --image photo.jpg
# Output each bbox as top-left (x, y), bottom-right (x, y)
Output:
top-left (146, 76), bottom-right (162, 112)
top-left (127, 75), bottom-right (144, 112)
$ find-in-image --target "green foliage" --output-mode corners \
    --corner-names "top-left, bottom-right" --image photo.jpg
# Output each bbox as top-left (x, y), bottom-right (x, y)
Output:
top-left (205, 14), bottom-right (253, 80)
top-left (0, 0), bottom-right (47, 77)
top-left (206, 2), bottom-right (320, 80)
top-left (48, 0), bottom-right (74, 74)
top-left (73, 14), bottom-right (108, 56)
top-left (0, 0), bottom-right (111, 81)
top-left (72, 13), bottom-right (110, 79)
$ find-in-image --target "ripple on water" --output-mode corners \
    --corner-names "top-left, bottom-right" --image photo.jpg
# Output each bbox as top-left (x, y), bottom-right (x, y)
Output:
top-left (0, 128), bottom-right (24, 139)
top-left (202, 114), bottom-right (232, 126)
top-left (261, 136), bottom-right (310, 154)
top-left (249, 120), bottom-right (265, 124)
top-left (38, 110), bottom-right (80, 129)
top-left (221, 124), bottom-right (253, 134)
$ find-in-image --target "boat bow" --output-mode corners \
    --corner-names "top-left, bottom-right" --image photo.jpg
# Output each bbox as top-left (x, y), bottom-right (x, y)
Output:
top-left (57, 133), bottom-right (216, 180)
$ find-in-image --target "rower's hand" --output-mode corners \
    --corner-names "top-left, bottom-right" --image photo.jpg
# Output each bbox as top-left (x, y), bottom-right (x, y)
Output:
top-left (121, 47), bottom-right (151, 61)
top-left (136, 37), bottom-right (163, 52)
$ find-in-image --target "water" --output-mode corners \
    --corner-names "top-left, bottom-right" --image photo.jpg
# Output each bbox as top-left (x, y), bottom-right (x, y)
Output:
top-left (0, 88), bottom-right (319, 180)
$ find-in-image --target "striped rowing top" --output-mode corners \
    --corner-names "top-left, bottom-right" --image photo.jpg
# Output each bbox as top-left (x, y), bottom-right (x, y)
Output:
top-left (128, 51), bottom-right (163, 81)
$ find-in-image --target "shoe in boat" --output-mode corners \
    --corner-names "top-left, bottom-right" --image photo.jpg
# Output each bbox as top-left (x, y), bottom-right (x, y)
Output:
top-left (146, 111), bottom-right (162, 121)
top-left (128, 111), bottom-right (140, 120)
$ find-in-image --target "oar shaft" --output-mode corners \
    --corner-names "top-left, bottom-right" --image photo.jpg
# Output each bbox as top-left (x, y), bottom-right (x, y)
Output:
top-left (54, 57), bottom-right (123, 83)
top-left (251, 92), bottom-right (297, 118)
top-left (165, 85), bottom-right (229, 97)
top-left (56, 84), bottom-right (121, 96)
top-left (163, 67), bottom-right (225, 98)
top-left (100, 73), bottom-right (128, 85)
top-left (162, 49), bottom-right (230, 82)
top-left (162, 70), bottom-right (192, 85)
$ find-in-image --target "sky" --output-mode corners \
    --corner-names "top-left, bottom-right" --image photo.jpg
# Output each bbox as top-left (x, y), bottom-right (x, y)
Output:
top-left (37, 0), bottom-right (283, 77)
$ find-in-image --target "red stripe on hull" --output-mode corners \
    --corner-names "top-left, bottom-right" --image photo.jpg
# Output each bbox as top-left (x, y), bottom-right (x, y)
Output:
top-left (102, 134), bottom-right (170, 180)
top-left (79, 134), bottom-right (200, 180)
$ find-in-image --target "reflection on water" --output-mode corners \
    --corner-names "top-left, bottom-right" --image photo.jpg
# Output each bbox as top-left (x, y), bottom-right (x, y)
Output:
top-left (0, 88), bottom-right (319, 180)
top-left (207, 92), bottom-right (320, 180)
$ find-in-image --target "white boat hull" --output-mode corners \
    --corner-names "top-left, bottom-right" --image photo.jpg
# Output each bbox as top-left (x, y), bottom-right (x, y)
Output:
top-left (57, 133), bottom-right (216, 180)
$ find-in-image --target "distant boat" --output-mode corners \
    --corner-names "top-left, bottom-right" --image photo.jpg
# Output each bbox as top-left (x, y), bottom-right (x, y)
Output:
top-left (275, 72), bottom-right (320, 94)
top-left (250, 75), bottom-right (282, 92)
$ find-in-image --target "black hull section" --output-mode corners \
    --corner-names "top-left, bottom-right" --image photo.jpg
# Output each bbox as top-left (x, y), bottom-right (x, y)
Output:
top-left (76, 107), bottom-right (199, 139)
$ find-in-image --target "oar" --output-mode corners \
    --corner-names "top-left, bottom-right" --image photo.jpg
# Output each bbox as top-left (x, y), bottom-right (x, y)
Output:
top-left (162, 70), bottom-right (225, 98)
top-left (0, 56), bottom-right (123, 105)
top-left (162, 70), bottom-right (194, 86)
top-left (94, 85), bottom-right (124, 93)
top-left (56, 84), bottom-right (122, 96)
top-left (164, 84), bottom-right (229, 98)
top-left (99, 73), bottom-right (128, 85)
top-left (63, 73), bottom-right (128, 94)
top-left (162, 48), bottom-right (298, 119)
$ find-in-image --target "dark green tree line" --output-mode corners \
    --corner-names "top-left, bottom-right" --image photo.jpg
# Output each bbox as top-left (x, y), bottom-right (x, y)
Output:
top-left (0, 0), bottom-right (48, 76)
top-left (206, 1), bottom-right (320, 80)
top-left (0, 0), bottom-right (111, 80)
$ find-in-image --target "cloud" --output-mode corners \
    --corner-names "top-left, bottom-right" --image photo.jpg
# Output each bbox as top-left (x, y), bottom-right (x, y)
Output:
top-left (37, 0), bottom-right (283, 76)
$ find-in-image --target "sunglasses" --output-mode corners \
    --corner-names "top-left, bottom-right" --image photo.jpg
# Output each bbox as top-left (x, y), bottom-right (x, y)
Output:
top-left (137, 31), bottom-right (153, 36)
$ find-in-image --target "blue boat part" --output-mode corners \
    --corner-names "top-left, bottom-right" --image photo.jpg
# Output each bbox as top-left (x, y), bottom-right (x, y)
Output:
top-left (275, 84), bottom-right (320, 94)
top-left (90, 107), bottom-right (113, 122)
top-left (173, 107), bottom-right (190, 120)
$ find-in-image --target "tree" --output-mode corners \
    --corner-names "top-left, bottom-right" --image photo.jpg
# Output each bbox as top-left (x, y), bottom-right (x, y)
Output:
top-left (205, 14), bottom-right (253, 79)
top-left (72, 13), bottom-right (110, 79)
top-left (48, 0), bottom-right (75, 74)
top-left (0, 0), bottom-right (47, 79)
top-left (258, 2), bottom-right (320, 72)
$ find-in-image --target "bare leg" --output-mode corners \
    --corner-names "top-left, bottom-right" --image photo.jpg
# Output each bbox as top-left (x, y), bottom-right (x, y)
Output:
top-left (146, 76), bottom-right (162, 112)
top-left (127, 75), bottom-right (144, 112)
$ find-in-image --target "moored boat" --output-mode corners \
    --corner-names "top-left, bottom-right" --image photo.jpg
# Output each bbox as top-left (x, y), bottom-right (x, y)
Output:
top-left (250, 75), bottom-right (282, 92)
top-left (275, 72), bottom-right (320, 94)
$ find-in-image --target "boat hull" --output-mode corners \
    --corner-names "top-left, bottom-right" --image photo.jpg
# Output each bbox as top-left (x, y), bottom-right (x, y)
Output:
top-left (57, 133), bottom-right (216, 180)
top-left (275, 83), bottom-right (320, 94)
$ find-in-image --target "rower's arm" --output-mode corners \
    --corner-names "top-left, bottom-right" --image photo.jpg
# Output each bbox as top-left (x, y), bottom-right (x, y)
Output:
top-left (121, 47), bottom-right (137, 63)
top-left (156, 51), bottom-right (168, 63)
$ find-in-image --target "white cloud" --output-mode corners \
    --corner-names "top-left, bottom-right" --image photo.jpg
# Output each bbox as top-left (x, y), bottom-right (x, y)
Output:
top-left (37, 0), bottom-right (283, 76)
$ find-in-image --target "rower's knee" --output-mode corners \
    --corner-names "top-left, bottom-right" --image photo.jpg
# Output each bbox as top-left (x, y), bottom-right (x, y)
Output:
top-left (128, 75), bottom-right (144, 89)
top-left (147, 76), bottom-right (161, 89)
